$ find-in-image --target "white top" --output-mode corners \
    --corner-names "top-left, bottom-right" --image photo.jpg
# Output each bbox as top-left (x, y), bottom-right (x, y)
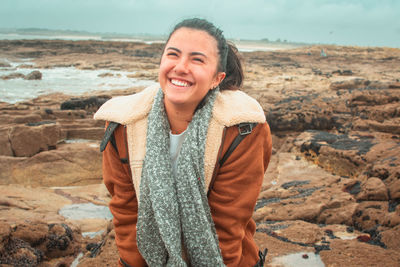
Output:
top-left (169, 130), bottom-right (187, 176)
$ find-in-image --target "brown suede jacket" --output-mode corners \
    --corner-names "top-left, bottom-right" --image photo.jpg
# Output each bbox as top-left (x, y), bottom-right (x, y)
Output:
top-left (95, 84), bottom-right (272, 267)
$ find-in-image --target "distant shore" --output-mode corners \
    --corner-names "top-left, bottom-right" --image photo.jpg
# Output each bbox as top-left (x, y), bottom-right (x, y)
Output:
top-left (0, 28), bottom-right (307, 52)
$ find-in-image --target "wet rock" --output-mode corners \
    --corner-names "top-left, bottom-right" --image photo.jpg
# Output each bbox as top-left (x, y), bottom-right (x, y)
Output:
top-left (0, 221), bottom-right (80, 266)
top-left (0, 61), bottom-right (11, 67)
top-left (76, 222), bottom-right (119, 266)
top-left (330, 78), bottom-right (370, 90)
top-left (348, 89), bottom-right (399, 107)
top-left (332, 69), bottom-right (354, 76)
top-left (1, 72), bottom-right (25, 80)
top-left (266, 96), bottom-right (334, 132)
top-left (97, 72), bottom-right (114, 78)
top-left (296, 130), bottom-right (374, 177)
top-left (357, 177), bottom-right (389, 201)
top-left (60, 96), bottom-right (110, 111)
top-left (24, 70), bottom-right (42, 80)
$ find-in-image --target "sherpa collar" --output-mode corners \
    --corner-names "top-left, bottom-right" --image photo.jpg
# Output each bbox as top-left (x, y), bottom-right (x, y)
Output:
top-left (94, 83), bottom-right (266, 125)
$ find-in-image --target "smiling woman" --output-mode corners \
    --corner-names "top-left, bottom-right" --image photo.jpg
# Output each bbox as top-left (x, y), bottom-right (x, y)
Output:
top-left (94, 18), bottom-right (272, 267)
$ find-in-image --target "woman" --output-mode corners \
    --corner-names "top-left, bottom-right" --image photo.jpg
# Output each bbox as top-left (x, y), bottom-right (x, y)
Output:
top-left (95, 18), bottom-right (272, 267)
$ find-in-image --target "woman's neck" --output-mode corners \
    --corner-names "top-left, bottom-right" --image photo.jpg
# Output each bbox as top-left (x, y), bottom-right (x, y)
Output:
top-left (164, 102), bottom-right (194, 134)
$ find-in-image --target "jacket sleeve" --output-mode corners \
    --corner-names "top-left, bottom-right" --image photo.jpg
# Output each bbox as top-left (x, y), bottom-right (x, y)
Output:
top-left (102, 122), bottom-right (147, 267)
top-left (208, 122), bottom-right (272, 267)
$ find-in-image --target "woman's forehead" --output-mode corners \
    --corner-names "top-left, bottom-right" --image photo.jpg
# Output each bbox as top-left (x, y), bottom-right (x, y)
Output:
top-left (166, 28), bottom-right (219, 55)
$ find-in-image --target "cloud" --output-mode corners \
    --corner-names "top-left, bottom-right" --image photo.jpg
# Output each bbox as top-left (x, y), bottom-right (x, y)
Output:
top-left (1, 0), bottom-right (399, 47)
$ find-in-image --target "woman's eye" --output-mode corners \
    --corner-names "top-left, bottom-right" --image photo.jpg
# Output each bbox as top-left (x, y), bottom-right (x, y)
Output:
top-left (167, 52), bottom-right (178, 57)
top-left (193, 58), bottom-right (204, 63)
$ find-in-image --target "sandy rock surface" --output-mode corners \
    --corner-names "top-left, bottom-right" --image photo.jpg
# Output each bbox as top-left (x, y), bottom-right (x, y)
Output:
top-left (0, 39), bottom-right (399, 266)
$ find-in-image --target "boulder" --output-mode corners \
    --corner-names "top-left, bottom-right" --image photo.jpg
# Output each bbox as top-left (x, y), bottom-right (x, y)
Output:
top-left (9, 122), bottom-right (61, 157)
top-left (24, 70), bottom-right (42, 80)
top-left (10, 142), bottom-right (102, 187)
top-left (356, 177), bottom-right (389, 201)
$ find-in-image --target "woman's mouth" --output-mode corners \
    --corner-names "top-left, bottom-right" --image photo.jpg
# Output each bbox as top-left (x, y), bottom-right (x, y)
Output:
top-left (170, 79), bottom-right (192, 87)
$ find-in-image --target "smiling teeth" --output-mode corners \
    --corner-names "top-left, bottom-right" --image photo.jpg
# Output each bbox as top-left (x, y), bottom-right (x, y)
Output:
top-left (171, 79), bottom-right (190, 87)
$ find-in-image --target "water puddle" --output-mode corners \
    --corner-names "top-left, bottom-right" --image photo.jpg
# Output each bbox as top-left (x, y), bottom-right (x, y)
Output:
top-left (58, 202), bottom-right (113, 220)
top-left (270, 252), bottom-right (325, 267)
top-left (82, 229), bottom-right (105, 238)
top-left (0, 62), bottom-right (156, 103)
top-left (335, 231), bottom-right (358, 240)
top-left (71, 252), bottom-right (83, 267)
top-left (64, 139), bottom-right (97, 144)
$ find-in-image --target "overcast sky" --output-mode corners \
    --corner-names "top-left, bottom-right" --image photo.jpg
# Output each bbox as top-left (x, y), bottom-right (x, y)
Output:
top-left (1, 0), bottom-right (399, 47)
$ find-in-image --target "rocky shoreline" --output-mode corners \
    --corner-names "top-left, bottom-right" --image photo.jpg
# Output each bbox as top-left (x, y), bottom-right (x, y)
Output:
top-left (0, 39), bottom-right (399, 266)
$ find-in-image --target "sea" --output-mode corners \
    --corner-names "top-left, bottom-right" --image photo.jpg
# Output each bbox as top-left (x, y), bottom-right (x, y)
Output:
top-left (0, 32), bottom-right (299, 104)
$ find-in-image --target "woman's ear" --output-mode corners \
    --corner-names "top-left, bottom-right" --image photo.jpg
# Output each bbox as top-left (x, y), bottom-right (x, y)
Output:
top-left (212, 72), bottom-right (226, 89)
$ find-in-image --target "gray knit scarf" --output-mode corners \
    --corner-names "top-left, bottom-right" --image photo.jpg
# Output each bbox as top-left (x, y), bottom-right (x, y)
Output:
top-left (137, 87), bottom-right (225, 267)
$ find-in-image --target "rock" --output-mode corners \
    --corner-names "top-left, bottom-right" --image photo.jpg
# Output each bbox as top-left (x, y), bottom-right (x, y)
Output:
top-left (8, 122), bottom-right (61, 157)
top-left (12, 114), bottom-right (42, 124)
top-left (319, 238), bottom-right (400, 267)
top-left (1, 72), bottom-right (25, 80)
top-left (381, 224), bottom-right (400, 250)
top-left (24, 70), bottom-right (42, 80)
top-left (390, 180), bottom-right (400, 200)
top-left (98, 72), bottom-right (114, 77)
top-left (0, 61), bottom-right (11, 67)
top-left (353, 201), bottom-right (389, 231)
top-left (0, 127), bottom-right (13, 156)
top-left (266, 96), bottom-right (334, 132)
top-left (9, 142), bottom-right (102, 187)
top-left (60, 96), bottom-right (110, 111)
top-left (295, 130), bottom-right (374, 177)
top-left (0, 156), bottom-right (25, 184)
top-left (78, 225), bottom-right (119, 266)
top-left (332, 69), bottom-right (354, 76)
top-left (65, 127), bottom-right (104, 140)
top-left (330, 78), bottom-right (370, 90)
top-left (348, 89), bottom-right (399, 107)
top-left (357, 177), bottom-right (389, 201)
top-left (0, 221), bottom-right (80, 266)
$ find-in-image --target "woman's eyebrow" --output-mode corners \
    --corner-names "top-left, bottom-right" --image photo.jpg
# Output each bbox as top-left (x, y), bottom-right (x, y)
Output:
top-left (166, 47), bottom-right (181, 53)
top-left (166, 47), bottom-right (207, 58)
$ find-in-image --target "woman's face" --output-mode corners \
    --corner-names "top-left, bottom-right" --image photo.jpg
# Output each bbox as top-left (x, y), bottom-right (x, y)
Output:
top-left (158, 27), bottom-right (225, 112)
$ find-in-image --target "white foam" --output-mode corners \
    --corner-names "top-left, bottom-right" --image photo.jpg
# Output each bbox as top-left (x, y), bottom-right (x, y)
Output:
top-left (0, 64), bottom-right (156, 103)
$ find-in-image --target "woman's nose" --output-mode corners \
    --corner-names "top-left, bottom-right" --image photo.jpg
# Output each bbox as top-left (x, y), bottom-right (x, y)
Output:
top-left (174, 57), bottom-right (189, 74)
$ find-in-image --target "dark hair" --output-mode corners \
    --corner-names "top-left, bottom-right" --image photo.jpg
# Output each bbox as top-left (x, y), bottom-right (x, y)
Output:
top-left (165, 18), bottom-right (243, 90)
